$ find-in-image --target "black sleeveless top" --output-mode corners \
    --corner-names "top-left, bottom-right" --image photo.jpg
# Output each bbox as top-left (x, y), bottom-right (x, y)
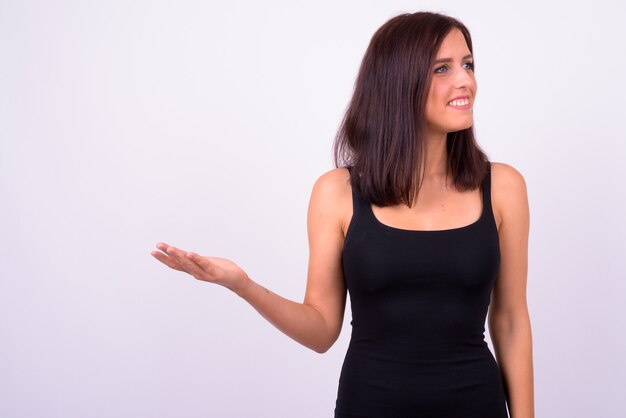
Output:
top-left (335, 163), bottom-right (509, 417)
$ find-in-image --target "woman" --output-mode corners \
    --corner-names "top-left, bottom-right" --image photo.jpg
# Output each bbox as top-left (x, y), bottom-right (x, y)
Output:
top-left (151, 11), bottom-right (534, 418)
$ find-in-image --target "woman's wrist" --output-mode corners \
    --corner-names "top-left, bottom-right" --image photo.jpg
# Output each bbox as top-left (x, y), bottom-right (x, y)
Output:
top-left (232, 274), bottom-right (254, 299)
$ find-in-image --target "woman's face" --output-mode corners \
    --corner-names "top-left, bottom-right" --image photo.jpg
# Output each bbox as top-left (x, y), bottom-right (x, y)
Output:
top-left (424, 28), bottom-right (477, 136)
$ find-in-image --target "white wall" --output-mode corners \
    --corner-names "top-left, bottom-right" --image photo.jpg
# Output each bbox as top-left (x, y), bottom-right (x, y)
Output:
top-left (1, 0), bottom-right (624, 416)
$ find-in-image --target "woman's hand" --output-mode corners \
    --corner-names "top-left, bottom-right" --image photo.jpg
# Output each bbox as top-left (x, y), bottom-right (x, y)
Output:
top-left (151, 242), bottom-right (250, 295)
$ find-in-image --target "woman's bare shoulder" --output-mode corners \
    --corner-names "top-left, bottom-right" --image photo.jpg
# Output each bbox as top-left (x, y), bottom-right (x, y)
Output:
top-left (310, 167), bottom-right (353, 237)
top-left (313, 167), bottom-right (351, 199)
top-left (314, 167), bottom-right (351, 190)
top-left (489, 162), bottom-right (528, 230)
top-left (490, 161), bottom-right (526, 182)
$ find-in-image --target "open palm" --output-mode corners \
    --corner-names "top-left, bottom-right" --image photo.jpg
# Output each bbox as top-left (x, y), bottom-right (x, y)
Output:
top-left (151, 242), bottom-right (249, 293)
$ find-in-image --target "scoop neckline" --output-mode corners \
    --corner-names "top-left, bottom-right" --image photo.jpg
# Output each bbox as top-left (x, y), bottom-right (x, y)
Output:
top-left (367, 188), bottom-right (485, 234)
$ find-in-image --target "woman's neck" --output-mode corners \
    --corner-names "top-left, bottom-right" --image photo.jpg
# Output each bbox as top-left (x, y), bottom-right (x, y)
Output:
top-left (422, 132), bottom-right (448, 180)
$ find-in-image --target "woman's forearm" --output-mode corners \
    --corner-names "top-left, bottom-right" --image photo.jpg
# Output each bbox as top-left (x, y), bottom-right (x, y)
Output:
top-left (491, 320), bottom-right (535, 418)
top-left (151, 244), bottom-right (337, 353)
top-left (234, 277), bottom-right (334, 353)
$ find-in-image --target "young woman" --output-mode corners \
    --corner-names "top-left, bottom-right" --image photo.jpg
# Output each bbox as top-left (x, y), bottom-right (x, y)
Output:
top-left (151, 11), bottom-right (534, 418)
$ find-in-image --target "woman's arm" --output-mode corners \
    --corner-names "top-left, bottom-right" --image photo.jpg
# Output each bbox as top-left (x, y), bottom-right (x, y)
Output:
top-left (151, 168), bottom-right (350, 353)
top-left (488, 162), bottom-right (535, 418)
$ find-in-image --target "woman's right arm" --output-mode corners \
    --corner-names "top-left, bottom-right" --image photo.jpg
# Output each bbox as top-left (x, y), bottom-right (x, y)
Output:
top-left (151, 168), bottom-right (351, 353)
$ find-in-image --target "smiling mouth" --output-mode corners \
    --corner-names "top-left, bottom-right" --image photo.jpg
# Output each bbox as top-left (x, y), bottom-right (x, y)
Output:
top-left (447, 97), bottom-right (471, 107)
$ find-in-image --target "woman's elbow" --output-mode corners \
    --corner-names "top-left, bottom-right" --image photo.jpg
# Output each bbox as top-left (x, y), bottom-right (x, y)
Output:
top-left (310, 331), bottom-right (341, 354)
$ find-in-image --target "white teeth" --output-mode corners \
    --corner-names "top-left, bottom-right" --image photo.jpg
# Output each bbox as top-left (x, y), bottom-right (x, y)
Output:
top-left (448, 98), bottom-right (470, 106)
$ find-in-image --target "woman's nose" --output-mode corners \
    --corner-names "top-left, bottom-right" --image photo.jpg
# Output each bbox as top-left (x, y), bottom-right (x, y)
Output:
top-left (454, 66), bottom-right (474, 87)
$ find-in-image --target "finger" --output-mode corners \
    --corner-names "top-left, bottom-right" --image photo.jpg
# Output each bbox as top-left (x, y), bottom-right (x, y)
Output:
top-left (187, 252), bottom-right (216, 273)
top-left (151, 250), bottom-right (186, 272)
top-left (163, 245), bottom-right (183, 258)
top-left (165, 247), bottom-right (208, 280)
top-left (156, 242), bottom-right (173, 252)
top-left (151, 250), bottom-right (179, 269)
top-left (164, 244), bottom-right (187, 257)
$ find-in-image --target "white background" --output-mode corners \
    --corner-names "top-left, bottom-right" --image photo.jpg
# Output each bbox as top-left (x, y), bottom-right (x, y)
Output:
top-left (1, 0), bottom-right (625, 417)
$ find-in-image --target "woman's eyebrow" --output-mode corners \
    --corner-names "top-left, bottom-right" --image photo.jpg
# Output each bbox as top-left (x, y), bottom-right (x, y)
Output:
top-left (433, 54), bottom-right (473, 64)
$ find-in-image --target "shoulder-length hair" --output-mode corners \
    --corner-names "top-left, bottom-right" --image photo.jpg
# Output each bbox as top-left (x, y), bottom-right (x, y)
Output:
top-left (333, 11), bottom-right (490, 207)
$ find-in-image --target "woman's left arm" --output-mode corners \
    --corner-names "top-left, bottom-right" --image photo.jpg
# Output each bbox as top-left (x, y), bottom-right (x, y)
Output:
top-left (488, 162), bottom-right (535, 418)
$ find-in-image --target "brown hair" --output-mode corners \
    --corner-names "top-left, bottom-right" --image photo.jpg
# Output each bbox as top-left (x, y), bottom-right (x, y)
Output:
top-left (333, 11), bottom-right (490, 207)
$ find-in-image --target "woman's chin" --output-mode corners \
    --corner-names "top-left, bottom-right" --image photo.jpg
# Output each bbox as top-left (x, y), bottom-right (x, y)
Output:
top-left (445, 122), bottom-right (474, 133)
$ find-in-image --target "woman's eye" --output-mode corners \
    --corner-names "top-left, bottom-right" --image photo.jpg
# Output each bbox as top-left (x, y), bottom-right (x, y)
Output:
top-left (434, 62), bottom-right (474, 74)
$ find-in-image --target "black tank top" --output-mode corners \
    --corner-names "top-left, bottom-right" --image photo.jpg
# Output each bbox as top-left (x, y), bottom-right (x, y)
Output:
top-left (335, 162), bottom-right (509, 417)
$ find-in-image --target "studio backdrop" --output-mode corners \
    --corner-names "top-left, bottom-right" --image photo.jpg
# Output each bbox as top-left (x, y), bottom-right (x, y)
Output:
top-left (1, 0), bottom-right (624, 417)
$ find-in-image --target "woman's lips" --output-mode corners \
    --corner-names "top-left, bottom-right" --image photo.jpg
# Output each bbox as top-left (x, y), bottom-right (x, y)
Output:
top-left (447, 101), bottom-right (472, 109)
top-left (447, 97), bottom-right (471, 109)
